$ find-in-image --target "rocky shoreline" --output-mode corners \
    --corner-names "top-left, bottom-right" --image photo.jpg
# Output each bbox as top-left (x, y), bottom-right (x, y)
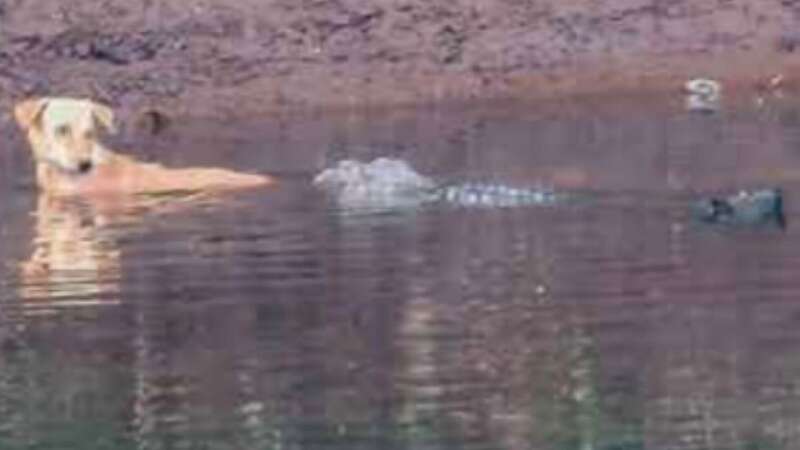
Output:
top-left (2, 0), bottom-right (800, 119)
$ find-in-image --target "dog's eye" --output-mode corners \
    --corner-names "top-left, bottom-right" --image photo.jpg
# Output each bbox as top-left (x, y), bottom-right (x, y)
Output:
top-left (55, 125), bottom-right (70, 137)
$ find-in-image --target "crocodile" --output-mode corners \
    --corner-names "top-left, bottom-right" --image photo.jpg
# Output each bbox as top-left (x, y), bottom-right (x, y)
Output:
top-left (313, 158), bottom-right (558, 211)
top-left (314, 158), bottom-right (787, 229)
top-left (690, 188), bottom-right (785, 228)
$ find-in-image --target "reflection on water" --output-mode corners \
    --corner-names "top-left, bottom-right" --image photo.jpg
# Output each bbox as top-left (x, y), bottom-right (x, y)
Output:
top-left (18, 194), bottom-right (122, 312)
top-left (2, 97), bottom-right (800, 449)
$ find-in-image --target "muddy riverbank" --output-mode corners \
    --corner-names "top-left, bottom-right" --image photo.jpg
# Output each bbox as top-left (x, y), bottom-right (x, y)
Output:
top-left (2, 0), bottom-right (800, 119)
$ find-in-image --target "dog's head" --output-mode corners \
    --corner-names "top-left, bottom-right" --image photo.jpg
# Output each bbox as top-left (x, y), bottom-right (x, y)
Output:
top-left (14, 97), bottom-right (116, 175)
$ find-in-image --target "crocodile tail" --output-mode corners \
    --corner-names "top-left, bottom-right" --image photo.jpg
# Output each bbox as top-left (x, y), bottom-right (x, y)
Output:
top-left (437, 183), bottom-right (557, 207)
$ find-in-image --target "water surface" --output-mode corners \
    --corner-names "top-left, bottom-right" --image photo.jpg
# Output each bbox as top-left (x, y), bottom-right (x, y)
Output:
top-left (2, 96), bottom-right (800, 449)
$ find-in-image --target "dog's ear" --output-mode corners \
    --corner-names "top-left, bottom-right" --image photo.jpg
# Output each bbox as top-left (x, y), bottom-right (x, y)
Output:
top-left (14, 98), bottom-right (48, 131)
top-left (90, 102), bottom-right (117, 134)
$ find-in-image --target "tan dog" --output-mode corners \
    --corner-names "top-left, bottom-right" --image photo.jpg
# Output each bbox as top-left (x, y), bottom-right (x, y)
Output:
top-left (14, 97), bottom-right (275, 196)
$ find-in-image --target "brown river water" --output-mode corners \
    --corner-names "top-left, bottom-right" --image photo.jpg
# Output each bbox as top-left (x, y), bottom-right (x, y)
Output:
top-left (1, 95), bottom-right (800, 449)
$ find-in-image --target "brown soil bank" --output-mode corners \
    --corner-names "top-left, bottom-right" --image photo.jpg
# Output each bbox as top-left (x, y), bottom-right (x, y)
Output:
top-left (2, 0), bottom-right (800, 118)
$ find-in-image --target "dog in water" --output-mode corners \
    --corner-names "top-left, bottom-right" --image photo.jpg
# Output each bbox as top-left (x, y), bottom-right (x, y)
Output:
top-left (14, 97), bottom-right (275, 196)
top-left (13, 97), bottom-right (273, 309)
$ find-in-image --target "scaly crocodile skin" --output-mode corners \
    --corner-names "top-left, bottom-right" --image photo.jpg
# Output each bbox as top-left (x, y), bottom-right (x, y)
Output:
top-left (314, 158), bottom-right (557, 210)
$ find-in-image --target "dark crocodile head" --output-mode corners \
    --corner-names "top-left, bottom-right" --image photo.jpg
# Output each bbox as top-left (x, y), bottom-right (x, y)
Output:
top-left (692, 188), bottom-right (786, 228)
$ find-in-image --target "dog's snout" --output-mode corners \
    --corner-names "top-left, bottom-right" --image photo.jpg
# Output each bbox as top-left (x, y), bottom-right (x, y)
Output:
top-left (77, 160), bottom-right (92, 173)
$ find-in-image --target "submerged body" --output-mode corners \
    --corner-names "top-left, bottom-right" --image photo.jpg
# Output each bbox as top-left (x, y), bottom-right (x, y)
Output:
top-left (315, 159), bottom-right (786, 231)
top-left (44, 153), bottom-right (272, 197)
top-left (313, 158), bottom-right (557, 210)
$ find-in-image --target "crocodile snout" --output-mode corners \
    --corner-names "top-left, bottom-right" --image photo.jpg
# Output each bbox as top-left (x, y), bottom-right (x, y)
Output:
top-left (692, 188), bottom-right (785, 228)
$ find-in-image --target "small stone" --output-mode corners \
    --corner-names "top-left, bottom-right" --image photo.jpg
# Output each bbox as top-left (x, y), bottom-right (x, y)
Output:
top-left (74, 42), bottom-right (91, 58)
top-left (135, 109), bottom-right (171, 136)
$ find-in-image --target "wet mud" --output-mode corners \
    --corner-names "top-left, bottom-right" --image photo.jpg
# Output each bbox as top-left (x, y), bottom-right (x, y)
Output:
top-left (2, 0), bottom-right (800, 118)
